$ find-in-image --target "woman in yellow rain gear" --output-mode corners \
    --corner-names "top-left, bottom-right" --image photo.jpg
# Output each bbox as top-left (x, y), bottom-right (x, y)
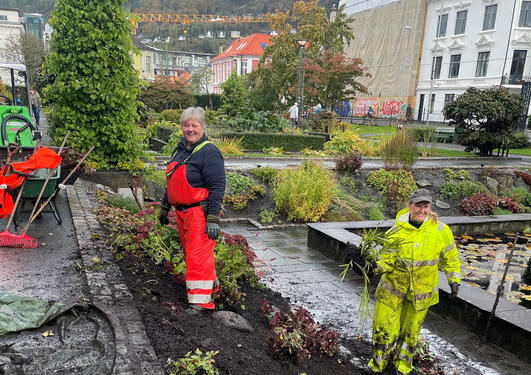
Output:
top-left (368, 189), bottom-right (460, 374)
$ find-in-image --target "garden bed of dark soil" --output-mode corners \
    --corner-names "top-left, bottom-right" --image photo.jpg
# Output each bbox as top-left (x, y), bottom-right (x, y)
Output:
top-left (116, 250), bottom-right (375, 375)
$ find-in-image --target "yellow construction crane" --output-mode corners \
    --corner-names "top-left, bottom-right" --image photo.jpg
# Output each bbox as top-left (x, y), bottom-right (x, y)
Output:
top-left (131, 13), bottom-right (271, 34)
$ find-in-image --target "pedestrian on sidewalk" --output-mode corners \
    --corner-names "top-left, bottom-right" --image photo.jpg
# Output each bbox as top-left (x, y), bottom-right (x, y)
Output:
top-left (159, 107), bottom-right (226, 310)
top-left (30, 89), bottom-right (41, 125)
top-left (367, 189), bottom-right (460, 374)
top-left (289, 102), bottom-right (298, 127)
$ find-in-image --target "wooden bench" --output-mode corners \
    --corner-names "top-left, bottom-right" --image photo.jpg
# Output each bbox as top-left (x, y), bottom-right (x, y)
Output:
top-left (435, 127), bottom-right (455, 143)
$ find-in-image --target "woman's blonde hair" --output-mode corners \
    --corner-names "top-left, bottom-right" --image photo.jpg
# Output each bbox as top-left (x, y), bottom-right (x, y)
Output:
top-left (407, 200), bottom-right (438, 223)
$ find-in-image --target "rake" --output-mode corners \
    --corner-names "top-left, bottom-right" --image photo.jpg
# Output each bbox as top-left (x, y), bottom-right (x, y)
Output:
top-left (0, 132), bottom-right (69, 248)
top-left (0, 141), bottom-right (39, 246)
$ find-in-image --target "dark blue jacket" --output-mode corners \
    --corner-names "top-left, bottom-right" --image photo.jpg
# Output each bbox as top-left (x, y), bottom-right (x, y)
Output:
top-left (162, 134), bottom-right (226, 216)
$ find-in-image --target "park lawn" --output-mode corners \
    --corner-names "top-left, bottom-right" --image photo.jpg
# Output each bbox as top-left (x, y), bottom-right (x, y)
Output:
top-left (351, 124), bottom-right (397, 134)
top-left (509, 148), bottom-right (531, 156)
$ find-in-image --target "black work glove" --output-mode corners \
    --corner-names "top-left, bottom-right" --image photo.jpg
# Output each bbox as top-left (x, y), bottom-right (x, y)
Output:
top-left (449, 282), bottom-right (459, 299)
top-left (205, 215), bottom-right (220, 240)
top-left (159, 204), bottom-right (170, 225)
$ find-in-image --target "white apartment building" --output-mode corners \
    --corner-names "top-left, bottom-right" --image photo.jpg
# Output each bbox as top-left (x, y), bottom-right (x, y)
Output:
top-left (0, 8), bottom-right (25, 85)
top-left (416, 0), bottom-right (531, 122)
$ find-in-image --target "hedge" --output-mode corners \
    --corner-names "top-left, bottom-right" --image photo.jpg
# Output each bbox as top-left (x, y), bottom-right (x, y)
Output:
top-left (221, 132), bottom-right (327, 151)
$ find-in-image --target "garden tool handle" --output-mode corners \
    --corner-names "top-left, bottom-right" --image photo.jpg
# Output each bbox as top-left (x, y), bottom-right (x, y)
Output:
top-left (2, 165), bottom-right (35, 178)
top-left (4, 142), bottom-right (20, 166)
top-left (28, 146), bottom-right (94, 224)
top-left (128, 181), bottom-right (143, 210)
top-left (21, 131), bottom-right (70, 234)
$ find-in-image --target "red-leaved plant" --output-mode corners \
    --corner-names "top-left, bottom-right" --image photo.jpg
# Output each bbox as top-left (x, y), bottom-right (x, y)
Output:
top-left (458, 192), bottom-right (496, 216)
top-left (261, 301), bottom-right (340, 363)
top-left (498, 197), bottom-right (520, 213)
top-left (515, 171), bottom-right (531, 186)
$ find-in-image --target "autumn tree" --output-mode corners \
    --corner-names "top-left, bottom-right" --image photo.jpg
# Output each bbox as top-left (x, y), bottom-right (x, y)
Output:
top-left (251, 1), bottom-right (363, 110)
top-left (301, 51), bottom-right (367, 110)
top-left (443, 87), bottom-right (524, 156)
top-left (44, 0), bottom-right (142, 167)
top-left (138, 76), bottom-right (195, 112)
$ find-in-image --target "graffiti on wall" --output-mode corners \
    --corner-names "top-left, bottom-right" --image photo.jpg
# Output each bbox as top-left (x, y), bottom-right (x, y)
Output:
top-left (352, 97), bottom-right (407, 118)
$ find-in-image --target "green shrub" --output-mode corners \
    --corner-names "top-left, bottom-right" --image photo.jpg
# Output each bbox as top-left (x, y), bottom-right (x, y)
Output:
top-left (263, 146), bottom-right (284, 155)
top-left (273, 161), bottom-right (337, 222)
top-left (367, 169), bottom-right (417, 210)
top-left (221, 132), bottom-right (327, 151)
top-left (324, 130), bottom-right (363, 154)
top-left (225, 173), bottom-right (264, 209)
top-left (251, 167), bottom-right (279, 184)
top-left (460, 180), bottom-right (488, 198)
top-left (443, 168), bottom-right (456, 180)
top-left (367, 206), bottom-right (385, 220)
top-left (143, 166), bottom-right (166, 187)
top-left (215, 136), bottom-right (244, 155)
top-left (412, 127), bottom-right (436, 141)
top-left (161, 128), bottom-right (183, 155)
top-left (457, 169), bottom-right (471, 181)
top-left (380, 131), bottom-right (418, 170)
top-left (510, 132), bottom-right (529, 149)
top-left (160, 109), bottom-right (184, 124)
top-left (308, 111), bottom-right (338, 133)
top-left (154, 121), bottom-right (179, 142)
top-left (259, 209), bottom-right (277, 224)
top-left (440, 181), bottom-right (461, 200)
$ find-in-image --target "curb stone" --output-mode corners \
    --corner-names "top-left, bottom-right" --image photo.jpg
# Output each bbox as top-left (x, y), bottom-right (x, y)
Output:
top-left (66, 185), bottom-right (164, 375)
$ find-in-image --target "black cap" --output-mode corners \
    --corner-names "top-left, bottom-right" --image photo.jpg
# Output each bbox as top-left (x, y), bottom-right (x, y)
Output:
top-left (410, 188), bottom-right (432, 203)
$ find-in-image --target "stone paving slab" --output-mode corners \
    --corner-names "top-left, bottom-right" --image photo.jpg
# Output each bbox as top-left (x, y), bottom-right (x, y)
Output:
top-left (66, 184), bottom-right (164, 375)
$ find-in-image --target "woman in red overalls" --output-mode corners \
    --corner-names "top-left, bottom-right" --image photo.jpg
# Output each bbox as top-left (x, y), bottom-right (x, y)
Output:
top-left (159, 107), bottom-right (226, 310)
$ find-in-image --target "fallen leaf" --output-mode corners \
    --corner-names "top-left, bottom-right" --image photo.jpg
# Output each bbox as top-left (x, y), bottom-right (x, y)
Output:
top-left (504, 232), bottom-right (517, 236)
top-left (42, 330), bottom-right (54, 337)
top-left (495, 259), bottom-right (508, 264)
top-left (461, 235), bottom-right (474, 240)
top-left (466, 282), bottom-right (481, 288)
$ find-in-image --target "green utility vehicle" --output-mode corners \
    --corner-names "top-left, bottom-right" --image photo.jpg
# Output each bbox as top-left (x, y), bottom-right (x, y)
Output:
top-left (0, 63), bottom-right (41, 154)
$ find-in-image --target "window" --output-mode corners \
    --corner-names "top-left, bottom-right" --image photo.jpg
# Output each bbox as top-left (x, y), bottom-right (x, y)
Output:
top-left (240, 59), bottom-right (248, 75)
top-left (430, 94), bottom-right (436, 114)
top-left (475, 51), bottom-right (490, 77)
top-left (432, 56), bottom-right (442, 79)
top-left (483, 4), bottom-right (497, 30)
top-left (449, 54), bottom-right (461, 78)
top-left (437, 14), bottom-right (448, 37)
top-left (519, 1), bottom-right (531, 27)
top-left (0, 16), bottom-right (7, 21)
top-left (444, 94), bottom-right (455, 107)
top-left (509, 50), bottom-right (527, 83)
top-left (455, 10), bottom-right (467, 35)
top-left (145, 56), bottom-right (151, 73)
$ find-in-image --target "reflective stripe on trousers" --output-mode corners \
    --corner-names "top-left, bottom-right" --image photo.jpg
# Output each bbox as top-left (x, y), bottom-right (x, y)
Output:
top-left (368, 298), bottom-right (428, 374)
top-left (175, 205), bottom-right (217, 305)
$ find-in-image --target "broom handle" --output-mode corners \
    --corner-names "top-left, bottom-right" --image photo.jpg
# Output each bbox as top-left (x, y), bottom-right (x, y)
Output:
top-left (20, 131), bottom-right (70, 234)
top-left (27, 146), bottom-right (94, 224)
top-left (3, 140), bottom-right (40, 231)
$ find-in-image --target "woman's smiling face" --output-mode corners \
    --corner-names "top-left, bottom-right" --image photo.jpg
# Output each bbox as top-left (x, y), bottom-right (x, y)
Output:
top-left (182, 119), bottom-right (203, 146)
top-left (409, 201), bottom-right (431, 223)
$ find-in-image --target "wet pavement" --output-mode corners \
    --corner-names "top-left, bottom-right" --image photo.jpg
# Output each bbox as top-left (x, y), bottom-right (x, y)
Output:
top-left (222, 223), bottom-right (530, 375)
top-left (0, 190), bottom-right (89, 302)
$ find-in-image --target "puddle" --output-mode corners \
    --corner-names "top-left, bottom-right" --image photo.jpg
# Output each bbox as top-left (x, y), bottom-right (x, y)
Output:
top-left (457, 233), bottom-right (531, 308)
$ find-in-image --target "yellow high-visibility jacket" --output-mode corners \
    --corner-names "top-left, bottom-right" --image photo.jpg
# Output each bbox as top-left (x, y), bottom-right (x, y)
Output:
top-left (375, 208), bottom-right (460, 311)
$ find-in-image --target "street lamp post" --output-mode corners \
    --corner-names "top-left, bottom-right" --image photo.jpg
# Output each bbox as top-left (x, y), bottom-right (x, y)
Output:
top-left (296, 40), bottom-right (307, 124)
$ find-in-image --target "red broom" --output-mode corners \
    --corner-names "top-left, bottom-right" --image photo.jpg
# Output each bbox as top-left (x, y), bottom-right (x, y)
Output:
top-left (0, 133), bottom-right (69, 248)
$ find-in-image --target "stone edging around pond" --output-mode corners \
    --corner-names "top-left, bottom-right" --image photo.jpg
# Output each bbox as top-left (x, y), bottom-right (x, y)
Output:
top-left (306, 214), bottom-right (531, 363)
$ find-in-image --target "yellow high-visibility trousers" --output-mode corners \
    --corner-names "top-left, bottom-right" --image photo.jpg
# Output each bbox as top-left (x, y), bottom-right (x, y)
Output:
top-left (368, 298), bottom-right (428, 374)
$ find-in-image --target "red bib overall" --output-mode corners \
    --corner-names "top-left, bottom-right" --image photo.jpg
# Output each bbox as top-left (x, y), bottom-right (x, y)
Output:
top-left (166, 142), bottom-right (217, 309)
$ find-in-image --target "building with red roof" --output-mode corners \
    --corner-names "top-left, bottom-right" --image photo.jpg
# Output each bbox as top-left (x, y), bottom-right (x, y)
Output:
top-left (211, 33), bottom-right (271, 94)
